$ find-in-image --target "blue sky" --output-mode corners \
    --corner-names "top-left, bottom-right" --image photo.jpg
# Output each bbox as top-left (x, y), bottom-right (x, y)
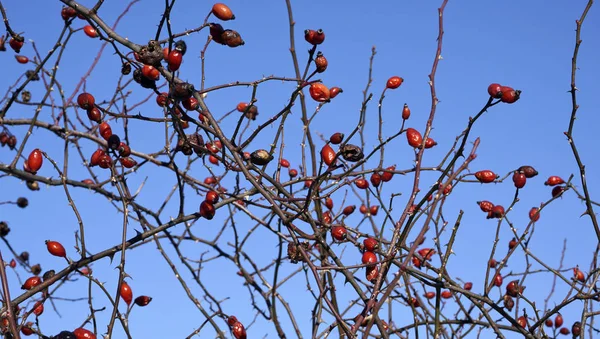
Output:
top-left (0, 1), bottom-right (599, 338)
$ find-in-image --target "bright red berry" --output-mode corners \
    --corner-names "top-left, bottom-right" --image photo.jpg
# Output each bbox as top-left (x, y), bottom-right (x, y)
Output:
top-left (46, 240), bottom-right (66, 258)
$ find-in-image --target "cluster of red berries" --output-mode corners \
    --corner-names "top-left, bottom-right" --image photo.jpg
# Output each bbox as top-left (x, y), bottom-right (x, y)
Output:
top-left (544, 313), bottom-right (581, 336)
top-left (209, 4), bottom-right (244, 47)
top-left (0, 130), bottom-right (17, 150)
top-left (0, 24), bottom-right (29, 63)
top-left (200, 190), bottom-right (220, 220)
top-left (278, 157), bottom-right (299, 179)
top-left (405, 128), bottom-right (437, 149)
top-left (411, 248), bottom-right (436, 269)
top-left (362, 237), bottom-right (379, 282)
top-left (300, 29), bottom-right (343, 103)
top-left (487, 83), bottom-right (521, 103)
top-left (77, 92), bottom-right (137, 171)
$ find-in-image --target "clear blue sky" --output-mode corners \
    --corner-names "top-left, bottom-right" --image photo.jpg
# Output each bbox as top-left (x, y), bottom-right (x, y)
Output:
top-left (0, 1), bottom-right (599, 338)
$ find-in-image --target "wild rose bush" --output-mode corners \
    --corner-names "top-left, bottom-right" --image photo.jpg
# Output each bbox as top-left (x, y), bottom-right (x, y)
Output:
top-left (0, 1), bottom-right (598, 338)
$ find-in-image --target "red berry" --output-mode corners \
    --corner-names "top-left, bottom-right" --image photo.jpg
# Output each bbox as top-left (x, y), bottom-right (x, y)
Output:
top-left (408, 297), bottom-right (420, 308)
top-left (61, 6), bottom-right (77, 20)
top-left (381, 166), bottom-right (395, 182)
top-left (309, 83), bottom-right (330, 102)
top-left (314, 51), bottom-right (328, 73)
top-left (500, 86), bottom-right (520, 104)
top-left (475, 170), bottom-right (497, 183)
top-left (73, 328), bottom-right (96, 339)
top-left (46, 240), bottom-right (66, 258)
top-left (464, 282), bottom-right (473, 291)
top-left (21, 322), bottom-right (34, 336)
top-left (417, 248), bottom-right (436, 261)
top-left (517, 316), bottom-right (528, 328)
top-left (90, 149), bottom-right (106, 167)
top-left (32, 301), bottom-right (44, 316)
top-left (386, 76), bottom-right (404, 89)
top-left (321, 144), bottom-right (336, 166)
top-left (361, 251), bottom-right (377, 267)
top-left (27, 149), bottom-right (43, 173)
top-left (118, 142), bottom-right (131, 157)
top-left (120, 281), bottom-right (133, 305)
top-left (322, 211), bottom-right (332, 224)
top-left (342, 205), bottom-right (356, 216)
top-left (363, 237), bottom-right (378, 252)
top-left (506, 280), bottom-right (524, 297)
top-left (304, 180), bottom-right (313, 189)
top-left (206, 190), bottom-right (220, 204)
top-left (477, 200), bottom-right (494, 213)
top-left (142, 65), bottom-right (160, 81)
top-left (545, 319), bottom-right (553, 327)
top-left (156, 92), bottom-right (169, 107)
top-left (406, 128), bottom-right (422, 148)
top-left (559, 327), bottom-right (570, 335)
top-left (572, 321), bottom-right (581, 336)
top-left (424, 137), bottom-right (437, 149)
top-left (545, 176), bottom-right (565, 186)
top-left (508, 238), bottom-right (518, 250)
top-left (22, 276), bottom-right (42, 290)
top-left (288, 169), bottom-right (298, 178)
top-left (517, 165), bottom-right (538, 178)
top-left (512, 172), bottom-right (527, 189)
top-left (552, 186), bottom-right (566, 198)
top-left (15, 55), bottom-right (29, 64)
top-left (87, 107), bottom-right (102, 123)
top-left (440, 290), bottom-right (452, 299)
top-left (280, 159), bottom-right (290, 168)
top-left (199, 201), bottom-right (216, 220)
top-left (329, 132), bottom-right (344, 145)
top-left (365, 265), bottom-right (379, 283)
top-left (182, 96), bottom-right (198, 110)
top-left (442, 183), bottom-right (453, 195)
top-left (412, 256), bottom-right (422, 269)
top-left (493, 273), bottom-right (503, 287)
top-left (77, 93), bottom-right (95, 110)
top-left (487, 83), bottom-right (503, 98)
top-left (573, 267), bottom-right (585, 282)
top-left (83, 25), bottom-right (98, 38)
top-left (529, 207), bottom-right (540, 222)
top-left (212, 3), bottom-right (235, 21)
top-left (331, 225), bottom-right (347, 242)
top-left (359, 205), bottom-right (368, 214)
top-left (402, 103), bottom-right (411, 119)
top-left (119, 157), bottom-right (137, 168)
top-left (167, 50), bottom-right (183, 71)
top-left (324, 197), bottom-right (333, 210)
top-left (370, 173), bottom-right (382, 187)
top-left (9, 37), bottom-right (24, 53)
top-left (355, 178), bottom-right (369, 189)
top-left (134, 295), bottom-right (152, 307)
top-left (370, 205), bottom-right (379, 216)
top-left (555, 313), bottom-right (564, 328)
top-left (98, 154), bottom-right (112, 169)
top-left (231, 321), bottom-right (246, 339)
top-left (99, 122), bottom-right (112, 140)
top-left (208, 155), bottom-right (219, 165)
top-left (489, 205), bottom-right (505, 219)
top-left (304, 29), bottom-right (325, 45)
top-left (330, 87), bottom-right (342, 98)
top-left (424, 291), bottom-right (435, 299)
